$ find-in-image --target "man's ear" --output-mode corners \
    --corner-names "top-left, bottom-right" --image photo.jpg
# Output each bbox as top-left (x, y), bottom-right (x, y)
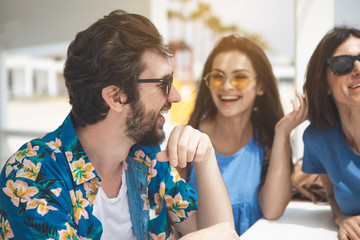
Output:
top-left (102, 86), bottom-right (127, 112)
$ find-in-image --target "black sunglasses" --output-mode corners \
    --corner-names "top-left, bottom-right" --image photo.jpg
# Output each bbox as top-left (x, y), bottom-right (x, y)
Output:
top-left (327, 54), bottom-right (360, 75)
top-left (137, 72), bottom-right (173, 97)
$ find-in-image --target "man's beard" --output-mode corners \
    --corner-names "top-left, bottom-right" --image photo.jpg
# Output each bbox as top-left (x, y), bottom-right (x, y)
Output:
top-left (125, 98), bottom-right (166, 146)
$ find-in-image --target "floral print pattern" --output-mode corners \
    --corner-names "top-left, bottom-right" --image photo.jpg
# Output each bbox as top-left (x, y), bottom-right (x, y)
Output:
top-left (130, 147), bottom-right (198, 239)
top-left (0, 114), bottom-right (197, 239)
top-left (0, 218), bottom-right (14, 240)
top-left (3, 179), bottom-right (39, 207)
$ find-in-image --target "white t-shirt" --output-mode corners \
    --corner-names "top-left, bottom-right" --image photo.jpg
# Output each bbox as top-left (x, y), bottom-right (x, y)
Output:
top-left (93, 168), bottom-right (136, 240)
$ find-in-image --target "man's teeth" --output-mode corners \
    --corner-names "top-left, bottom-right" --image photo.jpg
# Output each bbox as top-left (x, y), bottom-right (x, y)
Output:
top-left (220, 96), bottom-right (239, 100)
top-left (160, 110), bottom-right (169, 114)
top-left (349, 83), bottom-right (360, 89)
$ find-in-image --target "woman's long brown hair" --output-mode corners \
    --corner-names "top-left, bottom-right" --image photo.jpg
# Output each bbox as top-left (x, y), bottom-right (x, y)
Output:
top-left (180, 35), bottom-right (288, 185)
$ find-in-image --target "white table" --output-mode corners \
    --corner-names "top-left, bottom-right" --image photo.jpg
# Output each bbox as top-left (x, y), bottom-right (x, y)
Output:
top-left (241, 201), bottom-right (338, 239)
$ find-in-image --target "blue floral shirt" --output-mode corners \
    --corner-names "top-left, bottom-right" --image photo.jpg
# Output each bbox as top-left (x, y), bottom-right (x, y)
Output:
top-left (0, 114), bottom-right (198, 240)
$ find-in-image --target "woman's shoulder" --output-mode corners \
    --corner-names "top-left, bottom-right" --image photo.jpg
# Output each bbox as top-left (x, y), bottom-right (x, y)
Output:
top-left (303, 123), bottom-right (338, 140)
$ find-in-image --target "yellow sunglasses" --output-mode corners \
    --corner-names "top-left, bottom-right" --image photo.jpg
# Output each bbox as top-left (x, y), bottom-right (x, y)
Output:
top-left (204, 70), bottom-right (255, 90)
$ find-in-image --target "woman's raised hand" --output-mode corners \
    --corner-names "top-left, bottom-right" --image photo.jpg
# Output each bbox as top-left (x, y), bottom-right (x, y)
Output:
top-left (275, 90), bottom-right (308, 136)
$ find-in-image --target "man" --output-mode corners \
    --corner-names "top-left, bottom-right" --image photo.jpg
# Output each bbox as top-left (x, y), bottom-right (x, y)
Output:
top-left (0, 10), bottom-right (237, 239)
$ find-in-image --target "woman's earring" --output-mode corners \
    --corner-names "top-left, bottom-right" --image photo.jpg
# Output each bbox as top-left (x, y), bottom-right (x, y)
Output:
top-left (253, 106), bottom-right (258, 112)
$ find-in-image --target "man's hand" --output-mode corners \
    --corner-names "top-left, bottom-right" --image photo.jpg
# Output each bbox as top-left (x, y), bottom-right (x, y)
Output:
top-left (179, 222), bottom-right (239, 240)
top-left (157, 125), bottom-right (214, 168)
top-left (158, 125), bottom-right (235, 235)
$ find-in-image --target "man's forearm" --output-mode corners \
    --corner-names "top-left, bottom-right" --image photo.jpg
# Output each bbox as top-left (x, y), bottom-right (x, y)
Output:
top-left (194, 153), bottom-right (234, 229)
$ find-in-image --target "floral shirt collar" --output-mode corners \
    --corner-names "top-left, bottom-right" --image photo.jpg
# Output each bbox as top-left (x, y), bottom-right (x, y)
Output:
top-left (61, 115), bottom-right (99, 186)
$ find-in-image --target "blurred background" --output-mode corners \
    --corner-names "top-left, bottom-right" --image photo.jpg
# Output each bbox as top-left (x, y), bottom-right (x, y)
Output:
top-left (0, 0), bottom-right (359, 167)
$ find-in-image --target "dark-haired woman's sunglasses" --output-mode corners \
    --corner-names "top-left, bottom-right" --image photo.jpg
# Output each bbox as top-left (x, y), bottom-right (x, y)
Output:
top-left (327, 54), bottom-right (360, 75)
top-left (137, 72), bottom-right (173, 97)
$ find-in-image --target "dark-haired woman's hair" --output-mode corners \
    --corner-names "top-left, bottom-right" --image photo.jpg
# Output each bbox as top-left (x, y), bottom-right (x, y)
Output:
top-left (304, 26), bottom-right (360, 128)
top-left (64, 10), bottom-right (171, 126)
top-left (188, 34), bottom-right (285, 184)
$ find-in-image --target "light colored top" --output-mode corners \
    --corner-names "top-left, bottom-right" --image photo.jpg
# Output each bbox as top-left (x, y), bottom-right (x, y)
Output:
top-left (93, 167), bottom-right (136, 240)
top-left (303, 124), bottom-right (360, 215)
top-left (188, 137), bottom-right (264, 235)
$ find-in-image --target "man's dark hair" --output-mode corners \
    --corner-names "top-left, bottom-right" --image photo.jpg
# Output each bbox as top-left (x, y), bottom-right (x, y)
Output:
top-left (64, 9), bottom-right (172, 126)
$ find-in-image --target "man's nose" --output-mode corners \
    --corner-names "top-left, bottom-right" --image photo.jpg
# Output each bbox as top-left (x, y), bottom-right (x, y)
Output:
top-left (167, 84), bottom-right (181, 103)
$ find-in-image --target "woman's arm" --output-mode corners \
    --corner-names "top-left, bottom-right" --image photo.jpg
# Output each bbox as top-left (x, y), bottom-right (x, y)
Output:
top-left (321, 174), bottom-right (360, 240)
top-left (258, 91), bottom-right (308, 219)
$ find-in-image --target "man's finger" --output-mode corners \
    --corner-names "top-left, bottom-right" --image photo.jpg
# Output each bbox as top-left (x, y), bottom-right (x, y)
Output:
top-left (156, 151), bottom-right (169, 162)
top-left (157, 150), bottom-right (178, 167)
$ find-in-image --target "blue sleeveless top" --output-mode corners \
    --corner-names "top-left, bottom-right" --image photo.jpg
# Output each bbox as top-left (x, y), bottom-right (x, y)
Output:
top-left (188, 137), bottom-right (265, 235)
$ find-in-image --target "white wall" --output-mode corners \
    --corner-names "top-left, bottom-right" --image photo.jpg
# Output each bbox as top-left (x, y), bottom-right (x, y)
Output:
top-left (0, 0), bottom-right (152, 50)
top-left (0, 0), bottom-right (166, 165)
top-left (293, 0), bottom-right (334, 161)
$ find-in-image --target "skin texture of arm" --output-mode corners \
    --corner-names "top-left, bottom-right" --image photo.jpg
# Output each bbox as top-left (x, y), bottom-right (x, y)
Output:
top-left (179, 222), bottom-right (239, 240)
top-left (258, 91), bottom-right (308, 219)
top-left (157, 125), bottom-right (238, 239)
top-left (320, 174), bottom-right (360, 240)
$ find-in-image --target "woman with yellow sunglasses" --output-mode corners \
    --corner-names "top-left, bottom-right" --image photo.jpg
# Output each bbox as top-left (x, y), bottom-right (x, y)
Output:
top-left (178, 35), bottom-right (307, 235)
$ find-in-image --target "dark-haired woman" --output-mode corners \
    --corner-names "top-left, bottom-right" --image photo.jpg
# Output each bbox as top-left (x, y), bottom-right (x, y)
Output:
top-left (178, 35), bottom-right (307, 235)
top-left (303, 26), bottom-right (360, 240)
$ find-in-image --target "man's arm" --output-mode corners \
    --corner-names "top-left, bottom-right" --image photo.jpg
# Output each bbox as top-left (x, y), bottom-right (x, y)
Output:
top-left (157, 125), bottom-right (236, 238)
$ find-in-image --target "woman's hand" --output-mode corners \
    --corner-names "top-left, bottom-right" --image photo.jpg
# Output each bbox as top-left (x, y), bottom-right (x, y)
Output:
top-left (275, 90), bottom-right (308, 136)
top-left (321, 175), bottom-right (360, 240)
top-left (259, 90), bottom-right (308, 219)
top-left (336, 214), bottom-right (360, 240)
